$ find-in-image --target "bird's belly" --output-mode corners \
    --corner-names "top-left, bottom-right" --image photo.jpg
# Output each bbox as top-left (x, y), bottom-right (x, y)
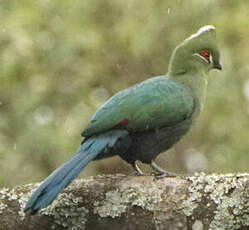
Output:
top-left (127, 118), bottom-right (193, 164)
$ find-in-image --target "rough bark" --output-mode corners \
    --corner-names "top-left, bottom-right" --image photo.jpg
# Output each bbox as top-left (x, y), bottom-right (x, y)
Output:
top-left (1, 173), bottom-right (249, 230)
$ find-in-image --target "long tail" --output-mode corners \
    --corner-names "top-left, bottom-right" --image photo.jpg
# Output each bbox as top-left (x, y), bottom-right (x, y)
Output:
top-left (24, 130), bottom-right (129, 214)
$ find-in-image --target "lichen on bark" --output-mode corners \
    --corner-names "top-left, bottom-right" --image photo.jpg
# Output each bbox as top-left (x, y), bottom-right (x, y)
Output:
top-left (0, 173), bottom-right (249, 229)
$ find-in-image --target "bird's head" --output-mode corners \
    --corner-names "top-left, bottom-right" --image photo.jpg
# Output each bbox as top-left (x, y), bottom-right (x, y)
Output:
top-left (168, 25), bottom-right (222, 75)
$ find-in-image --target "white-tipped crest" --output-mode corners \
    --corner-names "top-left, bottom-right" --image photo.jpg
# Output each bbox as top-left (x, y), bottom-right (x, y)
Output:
top-left (187, 25), bottom-right (215, 41)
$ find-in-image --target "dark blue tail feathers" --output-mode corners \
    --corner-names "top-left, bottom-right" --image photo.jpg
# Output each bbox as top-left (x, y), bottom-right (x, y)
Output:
top-left (24, 130), bottom-right (129, 214)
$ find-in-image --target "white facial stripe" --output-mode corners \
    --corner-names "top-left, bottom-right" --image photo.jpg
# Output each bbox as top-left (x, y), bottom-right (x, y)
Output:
top-left (209, 54), bottom-right (213, 64)
top-left (192, 53), bottom-right (210, 63)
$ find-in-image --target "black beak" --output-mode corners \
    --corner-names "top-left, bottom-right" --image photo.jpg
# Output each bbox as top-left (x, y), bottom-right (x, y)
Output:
top-left (212, 62), bottom-right (222, 70)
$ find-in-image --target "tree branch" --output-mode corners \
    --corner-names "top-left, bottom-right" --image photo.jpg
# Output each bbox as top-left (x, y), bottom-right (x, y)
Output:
top-left (1, 173), bottom-right (249, 229)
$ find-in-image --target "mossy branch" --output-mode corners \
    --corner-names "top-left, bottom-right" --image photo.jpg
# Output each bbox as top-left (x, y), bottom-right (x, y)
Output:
top-left (1, 173), bottom-right (249, 230)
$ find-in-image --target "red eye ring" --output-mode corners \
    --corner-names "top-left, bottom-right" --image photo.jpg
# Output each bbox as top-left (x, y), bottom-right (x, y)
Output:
top-left (200, 50), bottom-right (211, 60)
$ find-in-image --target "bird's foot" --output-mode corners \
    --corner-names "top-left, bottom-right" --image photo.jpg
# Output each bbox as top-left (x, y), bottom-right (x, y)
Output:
top-left (150, 161), bottom-right (186, 179)
top-left (154, 171), bottom-right (183, 179)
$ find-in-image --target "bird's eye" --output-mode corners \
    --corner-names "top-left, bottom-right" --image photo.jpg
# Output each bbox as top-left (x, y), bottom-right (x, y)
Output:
top-left (200, 50), bottom-right (211, 63)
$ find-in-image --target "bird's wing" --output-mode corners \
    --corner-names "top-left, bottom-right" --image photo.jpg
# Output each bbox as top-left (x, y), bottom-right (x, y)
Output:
top-left (82, 76), bottom-right (194, 137)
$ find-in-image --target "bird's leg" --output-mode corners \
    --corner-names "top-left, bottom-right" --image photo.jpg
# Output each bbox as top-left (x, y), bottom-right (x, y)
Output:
top-left (131, 161), bottom-right (144, 175)
top-left (150, 161), bottom-right (182, 178)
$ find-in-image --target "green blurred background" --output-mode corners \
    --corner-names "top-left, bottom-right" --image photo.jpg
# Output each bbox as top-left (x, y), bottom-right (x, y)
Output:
top-left (1, 0), bottom-right (249, 187)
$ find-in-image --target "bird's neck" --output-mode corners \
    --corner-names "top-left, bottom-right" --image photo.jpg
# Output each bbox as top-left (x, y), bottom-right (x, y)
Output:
top-left (170, 70), bottom-right (209, 116)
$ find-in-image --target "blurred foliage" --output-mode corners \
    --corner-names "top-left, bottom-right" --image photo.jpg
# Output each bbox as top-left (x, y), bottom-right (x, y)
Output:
top-left (1, 0), bottom-right (249, 187)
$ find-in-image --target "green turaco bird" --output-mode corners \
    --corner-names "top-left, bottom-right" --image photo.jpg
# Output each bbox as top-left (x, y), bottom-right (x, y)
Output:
top-left (25, 25), bottom-right (222, 214)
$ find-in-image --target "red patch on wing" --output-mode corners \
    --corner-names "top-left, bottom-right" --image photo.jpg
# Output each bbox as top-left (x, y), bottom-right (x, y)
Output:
top-left (114, 118), bottom-right (129, 129)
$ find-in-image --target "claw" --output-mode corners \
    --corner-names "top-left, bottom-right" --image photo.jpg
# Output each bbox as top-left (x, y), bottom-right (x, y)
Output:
top-left (150, 161), bottom-right (183, 178)
top-left (154, 171), bottom-right (180, 179)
